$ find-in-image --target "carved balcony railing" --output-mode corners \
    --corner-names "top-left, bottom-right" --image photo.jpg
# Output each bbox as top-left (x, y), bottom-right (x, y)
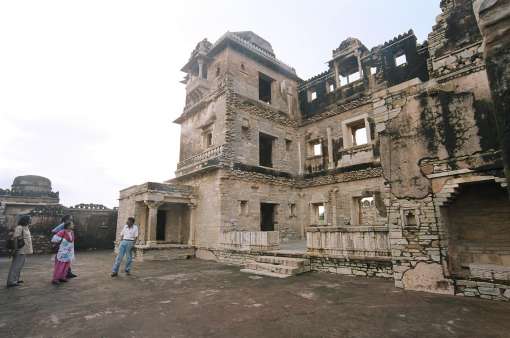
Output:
top-left (176, 145), bottom-right (224, 177)
top-left (306, 226), bottom-right (390, 260)
top-left (304, 155), bottom-right (325, 174)
top-left (219, 230), bottom-right (280, 251)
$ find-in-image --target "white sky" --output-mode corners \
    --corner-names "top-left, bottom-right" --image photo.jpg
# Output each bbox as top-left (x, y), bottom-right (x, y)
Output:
top-left (0, 1), bottom-right (441, 207)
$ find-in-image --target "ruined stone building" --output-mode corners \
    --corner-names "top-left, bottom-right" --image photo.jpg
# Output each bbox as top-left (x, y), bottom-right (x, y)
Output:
top-left (0, 175), bottom-right (117, 254)
top-left (117, 0), bottom-right (510, 301)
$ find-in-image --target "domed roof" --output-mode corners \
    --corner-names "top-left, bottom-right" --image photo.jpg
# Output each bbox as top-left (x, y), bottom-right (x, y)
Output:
top-left (12, 175), bottom-right (52, 193)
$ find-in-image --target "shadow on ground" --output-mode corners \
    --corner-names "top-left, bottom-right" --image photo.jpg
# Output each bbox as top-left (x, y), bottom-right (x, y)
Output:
top-left (1, 251), bottom-right (509, 338)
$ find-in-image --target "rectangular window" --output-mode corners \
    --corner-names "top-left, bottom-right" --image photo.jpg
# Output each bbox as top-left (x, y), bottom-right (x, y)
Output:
top-left (289, 203), bottom-right (296, 217)
top-left (395, 54), bottom-right (407, 67)
top-left (318, 205), bottom-right (325, 221)
top-left (239, 200), bottom-right (248, 216)
top-left (358, 196), bottom-right (376, 225)
top-left (348, 120), bottom-right (368, 146)
top-left (313, 143), bottom-right (322, 156)
top-left (285, 139), bottom-right (292, 152)
top-left (259, 132), bottom-right (275, 167)
top-left (329, 83), bottom-right (335, 92)
top-left (259, 73), bottom-right (273, 104)
top-left (370, 67), bottom-right (377, 75)
top-left (311, 91), bottom-right (317, 101)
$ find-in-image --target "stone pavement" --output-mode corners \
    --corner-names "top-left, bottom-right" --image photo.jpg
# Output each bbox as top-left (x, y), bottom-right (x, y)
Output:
top-left (1, 251), bottom-right (510, 338)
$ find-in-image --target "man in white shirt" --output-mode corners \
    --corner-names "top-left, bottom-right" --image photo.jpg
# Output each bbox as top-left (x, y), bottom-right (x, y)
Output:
top-left (111, 217), bottom-right (138, 277)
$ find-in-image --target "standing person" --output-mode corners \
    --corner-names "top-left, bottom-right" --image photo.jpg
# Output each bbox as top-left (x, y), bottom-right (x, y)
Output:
top-left (111, 217), bottom-right (138, 277)
top-left (51, 215), bottom-right (77, 278)
top-left (51, 221), bottom-right (75, 285)
top-left (6, 215), bottom-right (33, 288)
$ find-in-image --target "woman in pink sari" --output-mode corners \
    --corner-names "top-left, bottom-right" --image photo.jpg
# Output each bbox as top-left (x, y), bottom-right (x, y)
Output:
top-left (51, 222), bottom-right (75, 285)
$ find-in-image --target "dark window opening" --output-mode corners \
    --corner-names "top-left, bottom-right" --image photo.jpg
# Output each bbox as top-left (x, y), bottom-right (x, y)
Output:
top-left (259, 133), bottom-right (274, 167)
top-left (205, 132), bottom-right (213, 147)
top-left (285, 139), bottom-right (292, 152)
top-left (156, 210), bottom-right (166, 241)
top-left (404, 210), bottom-right (417, 226)
top-left (259, 73), bottom-right (273, 104)
top-left (260, 203), bottom-right (276, 231)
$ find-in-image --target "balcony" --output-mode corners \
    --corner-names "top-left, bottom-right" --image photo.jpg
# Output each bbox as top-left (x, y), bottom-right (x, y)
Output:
top-left (304, 155), bottom-right (326, 174)
top-left (175, 145), bottom-right (224, 177)
top-left (337, 143), bottom-right (374, 168)
top-left (185, 76), bottom-right (210, 94)
top-left (219, 230), bottom-right (280, 251)
top-left (306, 226), bottom-right (390, 260)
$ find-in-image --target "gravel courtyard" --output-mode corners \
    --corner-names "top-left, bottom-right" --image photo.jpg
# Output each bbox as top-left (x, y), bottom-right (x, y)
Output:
top-left (1, 251), bottom-right (509, 338)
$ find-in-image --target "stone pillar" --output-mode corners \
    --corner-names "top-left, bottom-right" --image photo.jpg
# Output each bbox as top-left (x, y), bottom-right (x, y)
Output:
top-left (187, 202), bottom-right (197, 246)
top-left (298, 141), bottom-right (303, 175)
top-left (198, 60), bottom-right (204, 79)
top-left (356, 50), bottom-right (363, 77)
top-left (326, 127), bottom-right (335, 169)
top-left (333, 61), bottom-right (340, 88)
top-left (145, 201), bottom-right (162, 244)
top-left (330, 189), bottom-right (339, 227)
top-left (134, 202), bottom-right (146, 243)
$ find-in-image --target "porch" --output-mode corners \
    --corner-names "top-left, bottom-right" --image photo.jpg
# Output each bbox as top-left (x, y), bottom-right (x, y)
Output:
top-left (120, 182), bottom-right (198, 261)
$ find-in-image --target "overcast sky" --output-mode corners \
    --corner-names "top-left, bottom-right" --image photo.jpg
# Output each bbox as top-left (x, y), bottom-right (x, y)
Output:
top-left (0, 1), bottom-right (441, 208)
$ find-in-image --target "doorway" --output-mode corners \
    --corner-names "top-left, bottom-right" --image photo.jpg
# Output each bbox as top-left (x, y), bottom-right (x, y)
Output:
top-left (260, 203), bottom-right (276, 231)
top-left (156, 210), bottom-right (166, 241)
top-left (259, 133), bottom-right (275, 167)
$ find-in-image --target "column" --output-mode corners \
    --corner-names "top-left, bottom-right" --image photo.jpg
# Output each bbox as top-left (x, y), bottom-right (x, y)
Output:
top-left (134, 202), bottom-right (146, 243)
top-left (298, 142), bottom-right (303, 175)
top-left (187, 202), bottom-right (197, 246)
top-left (356, 50), bottom-right (363, 78)
top-left (333, 61), bottom-right (340, 88)
top-left (145, 201), bottom-right (162, 244)
top-left (198, 60), bottom-right (204, 79)
top-left (326, 127), bottom-right (335, 169)
top-left (330, 188), bottom-right (339, 227)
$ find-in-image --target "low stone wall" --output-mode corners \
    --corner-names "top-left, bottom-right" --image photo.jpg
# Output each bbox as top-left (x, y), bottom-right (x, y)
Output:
top-left (309, 255), bottom-right (393, 278)
top-left (219, 230), bottom-right (279, 251)
top-left (455, 279), bottom-right (510, 301)
top-left (196, 247), bottom-right (393, 279)
top-left (307, 226), bottom-right (390, 258)
top-left (133, 244), bottom-right (195, 261)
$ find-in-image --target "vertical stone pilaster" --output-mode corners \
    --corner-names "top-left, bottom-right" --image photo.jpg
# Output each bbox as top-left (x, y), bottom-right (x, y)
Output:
top-left (326, 127), bottom-right (335, 169)
top-left (145, 201), bottom-right (163, 244)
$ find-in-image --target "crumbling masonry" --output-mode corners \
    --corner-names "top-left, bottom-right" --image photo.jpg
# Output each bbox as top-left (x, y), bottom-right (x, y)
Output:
top-left (117, 0), bottom-right (510, 301)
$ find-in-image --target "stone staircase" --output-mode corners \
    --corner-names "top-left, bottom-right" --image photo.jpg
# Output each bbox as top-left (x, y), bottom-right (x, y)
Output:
top-left (241, 256), bottom-right (311, 278)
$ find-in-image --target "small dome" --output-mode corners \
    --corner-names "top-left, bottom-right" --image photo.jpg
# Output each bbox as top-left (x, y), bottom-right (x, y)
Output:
top-left (12, 175), bottom-right (52, 194)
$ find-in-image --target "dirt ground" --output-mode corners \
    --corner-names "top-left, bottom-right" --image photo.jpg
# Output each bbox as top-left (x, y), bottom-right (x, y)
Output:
top-left (1, 251), bottom-right (509, 338)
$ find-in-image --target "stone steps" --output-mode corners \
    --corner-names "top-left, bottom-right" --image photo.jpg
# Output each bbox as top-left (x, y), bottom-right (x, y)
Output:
top-left (241, 255), bottom-right (310, 278)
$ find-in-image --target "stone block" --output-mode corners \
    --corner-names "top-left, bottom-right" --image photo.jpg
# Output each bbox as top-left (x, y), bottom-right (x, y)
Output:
top-left (478, 287), bottom-right (501, 296)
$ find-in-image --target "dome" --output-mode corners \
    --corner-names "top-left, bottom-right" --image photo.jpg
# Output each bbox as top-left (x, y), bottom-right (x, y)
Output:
top-left (12, 175), bottom-right (52, 194)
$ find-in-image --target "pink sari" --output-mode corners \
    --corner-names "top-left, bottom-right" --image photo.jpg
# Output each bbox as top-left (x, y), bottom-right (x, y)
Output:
top-left (51, 230), bottom-right (74, 282)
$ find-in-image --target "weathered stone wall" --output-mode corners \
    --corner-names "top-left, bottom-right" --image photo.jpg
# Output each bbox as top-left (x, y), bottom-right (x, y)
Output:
top-left (175, 171), bottom-right (223, 249)
top-left (227, 48), bottom-right (299, 116)
top-left (1, 204), bottom-right (117, 255)
top-left (310, 257), bottom-right (393, 278)
top-left (219, 173), bottom-right (301, 241)
top-left (299, 176), bottom-right (386, 227)
top-left (179, 94), bottom-right (227, 162)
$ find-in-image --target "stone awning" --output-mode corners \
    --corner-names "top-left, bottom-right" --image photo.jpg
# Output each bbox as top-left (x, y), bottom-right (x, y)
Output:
top-left (119, 182), bottom-right (196, 205)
